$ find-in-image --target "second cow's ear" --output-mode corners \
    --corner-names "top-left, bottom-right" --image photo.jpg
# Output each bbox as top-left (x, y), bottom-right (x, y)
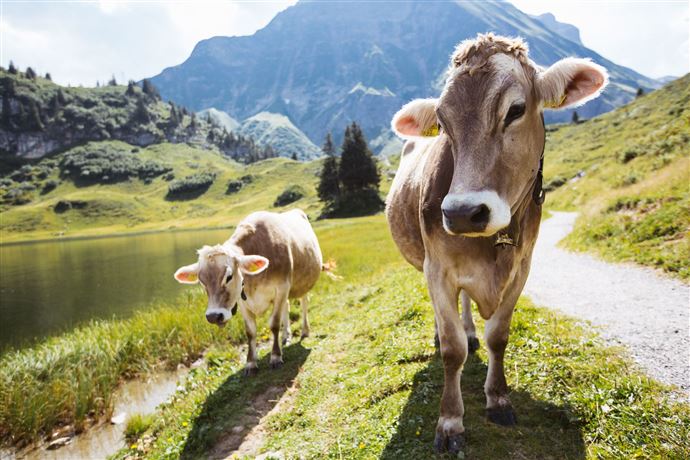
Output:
top-left (238, 255), bottom-right (269, 275)
top-left (391, 98), bottom-right (439, 139)
top-left (174, 262), bottom-right (200, 284)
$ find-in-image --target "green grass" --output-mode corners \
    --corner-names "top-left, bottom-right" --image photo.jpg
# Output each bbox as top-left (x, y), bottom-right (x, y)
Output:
top-left (543, 74), bottom-right (690, 278)
top-left (0, 293), bottom-right (245, 446)
top-left (108, 215), bottom-right (689, 460)
top-left (125, 414), bottom-right (157, 442)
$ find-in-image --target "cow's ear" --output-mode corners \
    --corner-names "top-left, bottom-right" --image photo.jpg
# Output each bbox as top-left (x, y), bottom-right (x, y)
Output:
top-left (238, 255), bottom-right (269, 275)
top-left (174, 262), bottom-right (200, 284)
top-left (537, 58), bottom-right (608, 110)
top-left (391, 98), bottom-right (439, 139)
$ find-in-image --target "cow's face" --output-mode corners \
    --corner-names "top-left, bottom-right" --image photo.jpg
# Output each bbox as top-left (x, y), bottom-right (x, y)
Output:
top-left (392, 47), bottom-right (607, 237)
top-left (174, 245), bottom-right (269, 326)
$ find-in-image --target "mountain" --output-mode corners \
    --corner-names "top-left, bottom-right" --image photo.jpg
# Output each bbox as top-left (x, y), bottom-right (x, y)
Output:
top-left (198, 107), bottom-right (240, 132)
top-left (532, 13), bottom-right (581, 45)
top-left (149, 0), bottom-right (660, 149)
top-left (0, 70), bottom-right (275, 166)
top-left (237, 112), bottom-right (321, 160)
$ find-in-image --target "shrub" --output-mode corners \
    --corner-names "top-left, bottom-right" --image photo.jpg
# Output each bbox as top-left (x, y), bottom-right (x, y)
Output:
top-left (60, 144), bottom-right (170, 184)
top-left (226, 180), bottom-right (243, 194)
top-left (124, 414), bottom-right (155, 442)
top-left (166, 172), bottom-right (216, 199)
top-left (618, 146), bottom-right (643, 163)
top-left (41, 179), bottom-right (59, 194)
top-left (544, 176), bottom-right (567, 192)
top-left (274, 185), bottom-right (305, 207)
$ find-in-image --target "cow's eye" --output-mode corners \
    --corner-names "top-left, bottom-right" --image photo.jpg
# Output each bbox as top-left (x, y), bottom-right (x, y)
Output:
top-left (504, 103), bottom-right (525, 127)
top-left (225, 274), bottom-right (232, 284)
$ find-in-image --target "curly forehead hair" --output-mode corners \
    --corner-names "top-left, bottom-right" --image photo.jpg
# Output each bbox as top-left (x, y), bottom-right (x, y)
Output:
top-left (449, 33), bottom-right (534, 75)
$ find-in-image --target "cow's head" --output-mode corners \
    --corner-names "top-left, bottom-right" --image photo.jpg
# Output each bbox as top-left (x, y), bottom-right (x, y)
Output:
top-left (174, 245), bottom-right (269, 326)
top-left (392, 34), bottom-right (608, 236)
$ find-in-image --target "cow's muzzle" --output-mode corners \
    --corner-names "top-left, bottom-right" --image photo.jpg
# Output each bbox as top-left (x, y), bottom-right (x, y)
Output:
top-left (441, 191), bottom-right (511, 237)
top-left (206, 311), bottom-right (227, 327)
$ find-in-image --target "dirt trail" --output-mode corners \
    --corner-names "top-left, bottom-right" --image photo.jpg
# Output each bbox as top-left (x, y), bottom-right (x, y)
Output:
top-left (524, 212), bottom-right (689, 397)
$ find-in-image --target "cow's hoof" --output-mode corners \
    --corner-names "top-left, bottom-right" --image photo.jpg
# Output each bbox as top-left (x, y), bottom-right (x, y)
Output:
top-left (487, 406), bottom-right (517, 426)
top-left (300, 330), bottom-right (310, 340)
top-left (433, 431), bottom-right (465, 454)
top-left (270, 358), bottom-right (284, 369)
top-left (243, 366), bottom-right (258, 377)
top-left (434, 333), bottom-right (440, 349)
top-left (467, 336), bottom-right (480, 353)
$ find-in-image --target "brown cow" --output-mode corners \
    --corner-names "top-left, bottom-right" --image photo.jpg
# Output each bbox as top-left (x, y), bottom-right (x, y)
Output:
top-left (386, 34), bottom-right (607, 453)
top-left (174, 209), bottom-right (328, 375)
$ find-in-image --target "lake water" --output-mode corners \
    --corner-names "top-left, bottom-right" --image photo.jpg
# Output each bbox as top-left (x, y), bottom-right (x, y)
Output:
top-left (0, 229), bottom-right (232, 350)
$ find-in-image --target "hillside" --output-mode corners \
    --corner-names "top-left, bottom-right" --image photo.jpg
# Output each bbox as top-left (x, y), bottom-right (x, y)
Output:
top-left (0, 141), bottom-right (328, 243)
top-left (0, 70), bottom-right (274, 165)
top-left (149, 0), bottom-right (659, 147)
top-left (543, 74), bottom-right (690, 278)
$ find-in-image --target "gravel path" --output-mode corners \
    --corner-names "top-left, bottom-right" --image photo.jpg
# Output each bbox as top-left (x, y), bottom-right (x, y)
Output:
top-left (524, 211), bottom-right (689, 397)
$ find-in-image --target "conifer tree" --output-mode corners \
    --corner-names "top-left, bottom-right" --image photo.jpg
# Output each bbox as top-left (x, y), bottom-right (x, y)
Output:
top-left (141, 79), bottom-right (160, 99)
top-left (571, 111), bottom-right (579, 124)
top-left (8, 61), bottom-right (17, 74)
top-left (126, 80), bottom-right (137, 97)
top-left (338, 122), bottom-right (379, 192)
top-left (108, 75), bottom-right (117, 86)
top-left (317, 132), bottom-right (340, 203)
top-left (45, 73), bottom-right (52, 81)
top-left (25, 67), bottom-right (37, 80)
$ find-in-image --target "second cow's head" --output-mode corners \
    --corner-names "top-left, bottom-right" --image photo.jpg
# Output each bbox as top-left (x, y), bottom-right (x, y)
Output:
top-left (392, 34), bottom-right (608, 237)
top-left (173, 245), bottom-right (269, 326)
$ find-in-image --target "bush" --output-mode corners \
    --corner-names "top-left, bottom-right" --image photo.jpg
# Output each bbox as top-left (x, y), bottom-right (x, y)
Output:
top-left (226, 180), bottom-right (243, 194)
top-left (274, 185), bottom-right (305, 207)
top-left (41, 179), bottom-right (59, 195)
top-left (618, 146), bottom-right (643, 163)
top-left (166, 172), bottom-right (216, 199)
top-left (124, 413), bottom-right (155, 442)
top-left (544, 176), bottom-right (567, 192)
top-left (60, 144), bottom-right (170, 185)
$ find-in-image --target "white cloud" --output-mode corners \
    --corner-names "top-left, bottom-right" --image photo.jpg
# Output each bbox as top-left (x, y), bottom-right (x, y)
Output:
top-left (510, 0), bottom-right (689, 78)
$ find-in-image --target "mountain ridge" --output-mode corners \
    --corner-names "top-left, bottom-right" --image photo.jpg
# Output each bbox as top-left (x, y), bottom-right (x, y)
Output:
top-left (150, 0), bottom-right (659, 148)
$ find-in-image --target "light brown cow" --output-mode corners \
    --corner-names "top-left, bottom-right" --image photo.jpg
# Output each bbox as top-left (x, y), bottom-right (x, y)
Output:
top-left (174, 209), bottom-right (327, 374)
top-left (386, 34), bottom-right (607, 453)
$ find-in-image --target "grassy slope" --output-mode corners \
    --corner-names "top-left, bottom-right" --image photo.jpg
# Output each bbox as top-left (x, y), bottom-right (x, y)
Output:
top-left (111, 215), bottom-right (690, 460)
top-left (544, 74), bottom-right (689, 278)
top-left (0, 142), bottom-right (326, 243)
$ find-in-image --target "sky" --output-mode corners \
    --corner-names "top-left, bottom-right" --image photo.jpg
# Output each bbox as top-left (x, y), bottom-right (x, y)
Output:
top-left (1, 0), bottom-right (688, 87)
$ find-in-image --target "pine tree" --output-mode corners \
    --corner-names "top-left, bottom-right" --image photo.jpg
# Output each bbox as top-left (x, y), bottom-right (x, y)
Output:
top-left (133, 98), bottom-right (151, 123)
top-left (141, 79), bottom-right (160, 99)
top-left (126, 80), bottom-right (137, 97)
top-left (317, 132), bottom-right (340, 203)
top-left (28, 99), bottom-right (43, 130)
top-left (8, 61), bottom-right (17, 75)
top-left (571, 111), bottom-right (579, 124)
top-left (636, 87), bottom-right (644, 98)
top-left (25, 67), bottom-right (37, 80)
top-left (339, 122), bottom-right (379, 192)
top-left (108, 75), bottom-right (117, 86)
top-left (45, 73), bottom-right (52, 81)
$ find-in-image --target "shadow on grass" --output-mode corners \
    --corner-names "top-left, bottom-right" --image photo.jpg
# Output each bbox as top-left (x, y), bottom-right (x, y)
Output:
top-left (181, 342), bottom-right (311, 459)
top-left (381, 353), bottom-right (586, 460)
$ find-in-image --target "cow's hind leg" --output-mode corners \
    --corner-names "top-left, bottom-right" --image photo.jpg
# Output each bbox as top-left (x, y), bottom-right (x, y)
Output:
top-left (484, 304), bottom-right (517, 425)
top-left (269, 287), bottom-right (289, 369)
top-left (300, 295), bottom-right (310, 339)
top-left (425, 262), bottom-right (466, 454)
top-left (461, 290), bottom-right (479, 353)
top-left (281, 298), bottom-right (291, 346)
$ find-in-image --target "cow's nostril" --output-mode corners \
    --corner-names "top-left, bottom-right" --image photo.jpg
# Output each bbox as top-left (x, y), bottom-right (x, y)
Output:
top-left (470, 204), bottom-right (490, 225)
top-left (206, 312), bottom-right (223, 324)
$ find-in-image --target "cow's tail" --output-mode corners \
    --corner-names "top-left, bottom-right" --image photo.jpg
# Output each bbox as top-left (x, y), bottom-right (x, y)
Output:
top-left (322, 259), bottom-right (342, 281)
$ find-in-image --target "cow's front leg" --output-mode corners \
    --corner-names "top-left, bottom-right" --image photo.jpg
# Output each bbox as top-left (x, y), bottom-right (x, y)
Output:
top-left (269, 289), bottom-right (288, 369)
top-left (425, 262), bottom-right (466, 454)
top-left (484, 302), bottom-right (517, 425)
top-left (461, 290), bottom-right (479, 353)
top-left (243, 310), bottom-right (259, 376)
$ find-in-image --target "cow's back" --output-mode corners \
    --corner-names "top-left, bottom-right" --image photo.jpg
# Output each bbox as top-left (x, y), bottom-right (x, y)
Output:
top-left (385, 139), bottom-right (435, 271)
top-left (234, 209), bottom-right (322, 299)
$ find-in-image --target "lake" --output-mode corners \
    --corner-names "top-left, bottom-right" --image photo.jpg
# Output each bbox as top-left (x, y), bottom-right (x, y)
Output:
top-left (0, 229), bottom-right (232, 350)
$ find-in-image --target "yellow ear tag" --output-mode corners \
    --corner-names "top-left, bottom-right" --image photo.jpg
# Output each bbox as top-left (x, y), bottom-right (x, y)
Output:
top-left (421, 124), bottom-right (440, 137)
top-left (544, 93), bottom-right (567, 109)
top-left (184, 272), bottom-right (198, 282)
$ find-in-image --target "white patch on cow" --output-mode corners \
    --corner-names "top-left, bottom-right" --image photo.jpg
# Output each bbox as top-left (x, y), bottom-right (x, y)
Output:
top-left (438, 416), bottom-right (465, 434)
top-left (443, 190), bottom-right (511, 237)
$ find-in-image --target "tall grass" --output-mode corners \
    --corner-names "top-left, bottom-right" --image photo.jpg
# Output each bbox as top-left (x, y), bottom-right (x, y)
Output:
top-left (0, 292), bottom-right (244, 446)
